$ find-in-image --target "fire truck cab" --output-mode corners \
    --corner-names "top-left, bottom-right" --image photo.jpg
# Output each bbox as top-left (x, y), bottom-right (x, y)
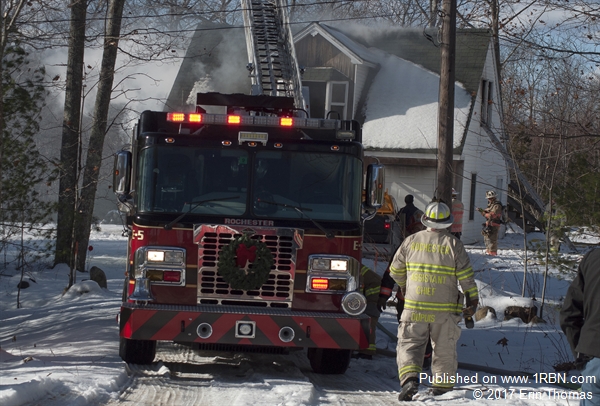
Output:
top-left (113, 92), bottom-right (384, 374)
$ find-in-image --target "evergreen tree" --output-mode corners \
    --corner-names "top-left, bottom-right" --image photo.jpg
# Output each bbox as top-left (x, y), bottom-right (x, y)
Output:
top-left (1, 45), bottom-right (57, 268)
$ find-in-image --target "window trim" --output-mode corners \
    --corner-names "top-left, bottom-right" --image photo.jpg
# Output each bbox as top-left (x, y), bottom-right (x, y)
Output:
top-left (469, 173), bottom-right (477, 220)
top-left (325, 81), bottom-right (349, 120)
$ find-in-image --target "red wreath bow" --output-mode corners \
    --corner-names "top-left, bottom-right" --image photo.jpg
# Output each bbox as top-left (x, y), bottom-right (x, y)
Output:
top-left (236, 243), bottom-right (257, 267)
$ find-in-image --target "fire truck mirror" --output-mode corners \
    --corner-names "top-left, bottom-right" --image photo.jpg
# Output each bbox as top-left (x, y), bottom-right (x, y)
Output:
top-left (113, 151), bottom-right (132, 197)
top-left (365, 164), bottom-right (385, 209)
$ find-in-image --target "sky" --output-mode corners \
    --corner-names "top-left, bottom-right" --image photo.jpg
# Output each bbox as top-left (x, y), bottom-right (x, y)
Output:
top-left (0, 225), bottom-right (598, 405)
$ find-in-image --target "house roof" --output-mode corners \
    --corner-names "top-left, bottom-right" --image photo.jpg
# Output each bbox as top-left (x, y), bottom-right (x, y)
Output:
top-left (300, 23), bottom-right (493, 152)
top-left (294, 23), bottom-right (379, 68)
top-left (328, 24), bottom-right (491, 95)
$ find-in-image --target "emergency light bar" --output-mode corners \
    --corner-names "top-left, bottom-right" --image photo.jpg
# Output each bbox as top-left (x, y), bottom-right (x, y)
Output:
top-left (165, 112), bottom-right (354, 137)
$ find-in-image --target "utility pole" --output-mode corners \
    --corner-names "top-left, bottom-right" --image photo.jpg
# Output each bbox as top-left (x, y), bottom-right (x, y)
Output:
top-left (436, 0), bottom-right (456, 206)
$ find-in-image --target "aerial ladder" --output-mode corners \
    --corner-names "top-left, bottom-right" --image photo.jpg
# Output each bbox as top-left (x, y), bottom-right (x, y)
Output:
top-left (241, 0), bottom-right (306, 113)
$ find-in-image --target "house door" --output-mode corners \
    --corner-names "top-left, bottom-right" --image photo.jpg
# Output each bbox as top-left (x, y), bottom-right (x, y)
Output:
top-left (325, 81), bottom-right (348, 120)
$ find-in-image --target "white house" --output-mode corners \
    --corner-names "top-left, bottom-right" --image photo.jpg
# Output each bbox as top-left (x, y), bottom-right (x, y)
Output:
top-left (293, 23), bottom-right (511, 244)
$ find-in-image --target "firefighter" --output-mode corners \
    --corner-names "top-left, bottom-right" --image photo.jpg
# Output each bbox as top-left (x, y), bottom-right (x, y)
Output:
top-left (356, 264), bottom-right (383, 359)
top-left (477, 190), bottom-right (503, 256)
top-left (378, 264), bottom-right (433, 370)
top-left (560, 249), bottom-right (600, 405)
top-left (450, 188), bottom-right (464, 240)
top-left (389, 201), bottom-right (479, 401)
top-left (395, 195), bottom-right (425, 240)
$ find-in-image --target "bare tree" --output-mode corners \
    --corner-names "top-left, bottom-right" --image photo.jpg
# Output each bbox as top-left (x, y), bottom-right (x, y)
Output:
top-left (74, 0), bottom-right (126, 274)
top-left (55, 0), bottom-right (87, 275)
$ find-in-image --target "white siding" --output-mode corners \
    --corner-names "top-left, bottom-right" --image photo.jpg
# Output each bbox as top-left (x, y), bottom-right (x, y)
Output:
top-left (385, 165), bottom-right (437, 212)
top-left (458, 44), bottom-right (510, 245)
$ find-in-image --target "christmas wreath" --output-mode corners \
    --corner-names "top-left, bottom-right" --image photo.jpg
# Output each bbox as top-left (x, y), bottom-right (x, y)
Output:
top-left (217, 234), bottom-right (274, 291)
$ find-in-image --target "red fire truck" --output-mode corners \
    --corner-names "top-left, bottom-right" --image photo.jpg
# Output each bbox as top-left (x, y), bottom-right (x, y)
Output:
top-left (113, 92), bottom-right (385, 374)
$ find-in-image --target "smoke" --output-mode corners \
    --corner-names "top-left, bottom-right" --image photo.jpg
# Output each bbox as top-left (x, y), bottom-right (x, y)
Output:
top-left (183, 26), bottom-right (252, 109)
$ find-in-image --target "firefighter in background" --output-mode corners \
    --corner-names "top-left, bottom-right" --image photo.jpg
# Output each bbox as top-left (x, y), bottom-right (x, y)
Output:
top-left (390, 201), bottom-right (479, 401)
top-left (477, 190), bottom-right (503, 256)
top-left (450, 188), bottom-right (464, 240)
top-left (356, 264), bottom-right (382, 359)
top-left (396, 195), bottom-right (425, 240)
top-left (378, 264), bottom-right (433, 370)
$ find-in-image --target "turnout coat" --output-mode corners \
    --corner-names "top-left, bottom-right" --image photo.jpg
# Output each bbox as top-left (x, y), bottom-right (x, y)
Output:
top-left (389, 228), bottom-right (478, 323)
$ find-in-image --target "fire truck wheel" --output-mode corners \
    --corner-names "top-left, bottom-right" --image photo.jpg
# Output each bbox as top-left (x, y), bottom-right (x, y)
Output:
top-left (119, 337), bottom-right (156, 364)
top-left (307, 348), bottom-right (352, 374)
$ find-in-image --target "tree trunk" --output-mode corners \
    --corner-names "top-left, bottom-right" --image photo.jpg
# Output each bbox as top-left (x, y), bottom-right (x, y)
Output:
top-left (55, 0), bottom-right (87, 268)
top-left (75, 0), bottom-right (126, 272)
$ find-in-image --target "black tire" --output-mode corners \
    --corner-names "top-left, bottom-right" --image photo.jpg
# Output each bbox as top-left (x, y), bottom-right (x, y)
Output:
top-left (307, 348), bottom-right (352, 374)
top-left (119, 337), bottom-right (156, 364)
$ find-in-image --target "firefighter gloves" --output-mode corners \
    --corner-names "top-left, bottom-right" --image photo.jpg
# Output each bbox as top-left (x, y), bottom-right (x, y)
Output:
top-left (377, 295), bottom-right (388, 313)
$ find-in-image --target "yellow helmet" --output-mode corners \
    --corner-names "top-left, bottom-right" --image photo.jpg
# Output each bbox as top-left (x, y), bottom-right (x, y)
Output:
top-left (421, 202), bottom-right (453, 229)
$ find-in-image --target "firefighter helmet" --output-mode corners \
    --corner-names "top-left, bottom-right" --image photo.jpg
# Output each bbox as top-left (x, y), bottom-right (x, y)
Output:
top-left (486, 190), bottom-right (497, 199)
top-left (421, 202), bottom-right (454, 229)
top-left (451, 188), bottom-right (458, 197)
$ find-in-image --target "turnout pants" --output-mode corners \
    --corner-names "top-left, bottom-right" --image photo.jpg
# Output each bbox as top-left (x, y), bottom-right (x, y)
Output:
top-left (396, 314), bottom-right (462, 390)
top-left (484, 226), bottom-right (499, 254)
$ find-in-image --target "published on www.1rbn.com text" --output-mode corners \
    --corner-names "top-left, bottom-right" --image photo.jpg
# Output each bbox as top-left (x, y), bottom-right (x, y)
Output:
top-left (419, 372), bottom-right (596, 401)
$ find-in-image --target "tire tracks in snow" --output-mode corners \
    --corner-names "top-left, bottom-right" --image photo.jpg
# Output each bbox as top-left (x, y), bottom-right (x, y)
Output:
top-left (107, 343), bottom-right (401, 405)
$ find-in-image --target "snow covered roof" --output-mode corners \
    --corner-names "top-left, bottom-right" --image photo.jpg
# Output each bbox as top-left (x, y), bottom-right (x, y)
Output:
top-left (331, 24), bottom-right (491, 95)
top-left (300, 23), bottom-right (492, 152)
top-left (360, 49), bottom-right (472, 151)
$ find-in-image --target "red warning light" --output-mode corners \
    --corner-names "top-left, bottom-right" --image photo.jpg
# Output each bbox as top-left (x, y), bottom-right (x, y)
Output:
top-left (280, 117), bottom-right (293, 127)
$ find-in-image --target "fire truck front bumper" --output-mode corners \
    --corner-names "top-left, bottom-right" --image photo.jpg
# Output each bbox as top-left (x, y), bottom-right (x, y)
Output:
top-left (119, 303), bottom-right (371, 350)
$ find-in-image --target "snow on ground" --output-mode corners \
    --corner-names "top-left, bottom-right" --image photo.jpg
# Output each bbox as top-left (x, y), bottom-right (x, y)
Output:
top-left (0, 224), bottom-right (598, 405)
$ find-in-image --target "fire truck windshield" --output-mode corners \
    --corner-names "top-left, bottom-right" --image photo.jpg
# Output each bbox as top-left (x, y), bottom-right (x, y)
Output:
top-left (136, 146), bottom-right (362, 222)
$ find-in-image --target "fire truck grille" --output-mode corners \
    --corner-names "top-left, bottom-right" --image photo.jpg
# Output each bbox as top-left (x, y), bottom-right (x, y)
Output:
top-left (197, 226), bottom-right (301, 308)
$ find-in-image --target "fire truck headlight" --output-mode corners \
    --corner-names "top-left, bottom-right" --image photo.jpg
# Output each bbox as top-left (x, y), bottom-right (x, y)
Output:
top-left (146, 249), bottom-right (184, 264)
top-left (147, 250), bottom-right (164, 262)
top-left (311, 258), bottom-right (330, 271)
top-left (310, 258), bottom-right (348, 272)
top-left (341, 292), bottom-right (367, 316)
top-left (133, 247), bottom-right (186, 284)
top-left (330, 260), bottom-right (347, 271)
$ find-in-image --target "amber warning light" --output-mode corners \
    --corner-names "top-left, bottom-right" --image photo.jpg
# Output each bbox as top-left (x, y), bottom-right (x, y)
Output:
top-left (166, 112), bottom-right (185, 122)
top-left (310, 278), bottom-right (329, 290)
top-left (164, 111), bottom-right (350, 131)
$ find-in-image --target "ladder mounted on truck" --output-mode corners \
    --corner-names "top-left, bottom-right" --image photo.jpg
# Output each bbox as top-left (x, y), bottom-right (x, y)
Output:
top-left (242, 0), bottom-right (306, 113)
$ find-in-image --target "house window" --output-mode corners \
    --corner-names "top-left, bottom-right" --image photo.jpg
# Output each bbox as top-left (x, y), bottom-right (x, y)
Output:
top-left (480, 80), bottom-right (493, 125)
top-left (469, 173), bottom-right (477, 220)
top-left (326, 81), bottom-right (348, 119)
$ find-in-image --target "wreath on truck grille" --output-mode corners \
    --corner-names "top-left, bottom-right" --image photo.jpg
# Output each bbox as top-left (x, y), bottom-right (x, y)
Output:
top-left (217, 234), bottom-right (274, 291)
